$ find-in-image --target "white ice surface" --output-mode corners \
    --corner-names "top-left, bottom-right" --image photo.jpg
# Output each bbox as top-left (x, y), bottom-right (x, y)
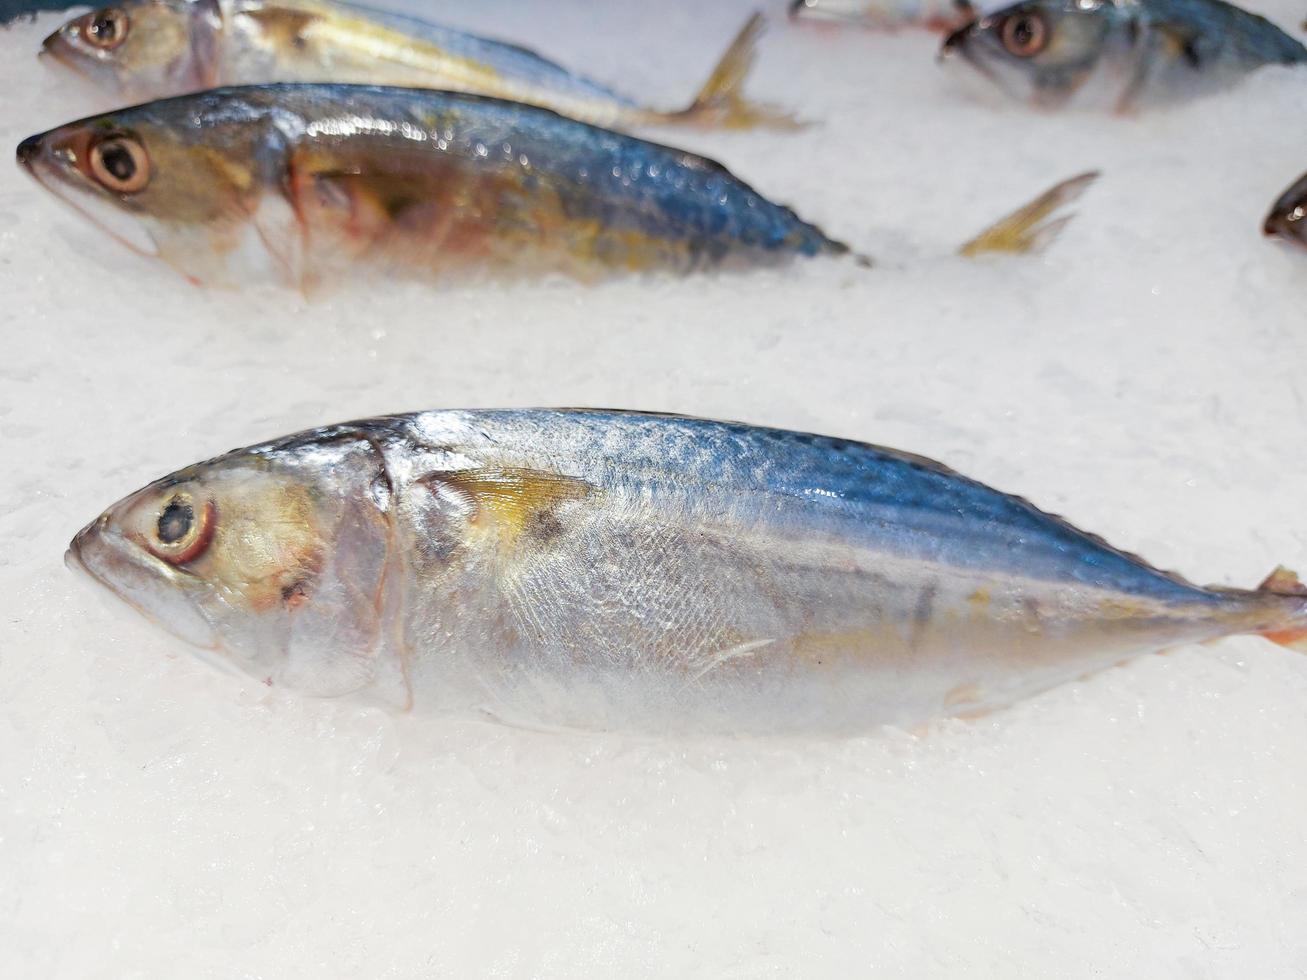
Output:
top-left (3, 1), bottom-right (1307, 975)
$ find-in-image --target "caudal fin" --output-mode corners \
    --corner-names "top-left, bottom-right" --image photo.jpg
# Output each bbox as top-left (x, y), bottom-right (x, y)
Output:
top-left (958, 170), bottom-right (1099, 257)
top-left (1256, 565), bottom-right (1307, 652)
top-left (673, 13), bottom-right (804, 130)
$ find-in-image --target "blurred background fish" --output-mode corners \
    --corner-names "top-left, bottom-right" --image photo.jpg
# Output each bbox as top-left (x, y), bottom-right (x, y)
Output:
top-left (940, 0), bottom-right (1307, 111)
top-left (40, 0), bottom-right (798, 129)
top-left (15, 84), bottom-right (848, 288)
top-left (15, 82), bottom-right (1095, 289)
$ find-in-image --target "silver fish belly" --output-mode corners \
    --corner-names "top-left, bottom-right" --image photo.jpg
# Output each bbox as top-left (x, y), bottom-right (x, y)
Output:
top-left (67, 410), bottom-right (1307, 733)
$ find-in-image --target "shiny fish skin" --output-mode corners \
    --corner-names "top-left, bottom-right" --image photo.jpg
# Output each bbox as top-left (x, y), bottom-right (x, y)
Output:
top-left (789, 0), bottom-right (973, 33)
top-left (940, 0), bottom-right (1307, 111)
top-left (41, 0), bottom-right (794, 130)
top-left (16, 84), bottom-right (847, 287)
top-left (67, 409), bottom-right (1307, 733)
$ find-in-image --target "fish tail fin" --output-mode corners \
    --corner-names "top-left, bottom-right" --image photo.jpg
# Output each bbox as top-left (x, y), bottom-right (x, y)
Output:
top-left (1255, 565), bottom-right (1307, 652)
top-left (958, 170), bottom-right (1100, 258)
top-left (675, 13), bottom-right (806, 130)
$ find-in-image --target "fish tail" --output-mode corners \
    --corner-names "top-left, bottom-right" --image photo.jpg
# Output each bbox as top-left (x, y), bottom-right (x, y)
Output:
top-left (958, 170), bottom-right (1100, 258)
top-left (1255, 566), bottom-right (1307, 652)
top-left (673, 12), bottom-right (806, 130)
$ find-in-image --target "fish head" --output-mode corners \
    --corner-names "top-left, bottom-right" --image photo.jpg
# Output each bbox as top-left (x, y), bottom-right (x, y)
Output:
top-left (41, 0), bottom-right (221, 97)
top-left (16, 92), bottom-right (291, 284)
top-left (1264, 171), bottom-right (1307, 249)
top-left (67, 431), bottom-right (400, 700)
top-left (940, 0), bottom-right (1123, 106)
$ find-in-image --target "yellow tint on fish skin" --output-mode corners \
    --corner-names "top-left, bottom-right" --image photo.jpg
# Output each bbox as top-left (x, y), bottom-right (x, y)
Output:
top-left (424, 467), bottom-right (595, 554)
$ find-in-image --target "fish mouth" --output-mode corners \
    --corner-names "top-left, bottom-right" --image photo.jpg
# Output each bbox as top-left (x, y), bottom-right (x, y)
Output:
top-left (1263, 181), bottom-right (1307, 246)
top-left (17, 132), bottom-right (162, 260)
top-left (38, 28), bottom-right (83, 74)
top-left (1264, 212), bottom-right (1306, 246)
top-left (939, 19), bottom-right (978, 59)
top-left (67, 512), bottom-right (219, 650)
top-left (937, 19), bottom-right (1012, 97)
top-left (15, 134), bottom-right (42, 169)
top-left (40, 27), bottom-right (63, 56)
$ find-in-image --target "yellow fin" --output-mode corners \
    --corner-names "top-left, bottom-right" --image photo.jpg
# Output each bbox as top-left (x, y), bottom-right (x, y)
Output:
top-left (426, 467), bottom-right (594, 549)
top-left (675, 12), bottom-right (804, 130)
top-left (1257, 565), bottom-right (1307, 597)
top-left (958, 170), bottom-right (1100, 257)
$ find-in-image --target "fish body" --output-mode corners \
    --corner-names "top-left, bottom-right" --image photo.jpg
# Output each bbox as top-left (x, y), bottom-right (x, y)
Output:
top-left (1264, 169), bottom-right (1307, 248)
top-left (42, 0), bottom-right (792, 130)
top-left (790, 0), bottom-right (973, 33)
top-left (17, 84), bottom-right (846, 286)
top-left (941, 0), bottom-right (1307, 111)
top-left (1, 0), bottom-right (81, 24)
top-left (68, 409), bottom-right (1307, 733)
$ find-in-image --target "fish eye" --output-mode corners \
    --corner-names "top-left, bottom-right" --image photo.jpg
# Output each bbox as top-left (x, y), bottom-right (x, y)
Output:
top-left (999, 12), bottom-right (1048, 57)
top-left (88, 134), bottom-right (150, 194)
top-left (147, 493), bottom-right (216, 565)
top-left (83, 7), bottom-right (129, 49)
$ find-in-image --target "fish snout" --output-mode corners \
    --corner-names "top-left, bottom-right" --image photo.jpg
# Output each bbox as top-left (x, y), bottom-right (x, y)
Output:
top-left (789, 0), bottom-right (817, 19)
top-left (1264, 205), bottom-right (1307, 245)
top-left (66, 512), bottom-right (111, 578)
top-left (16, 134), bottom-right (43, 170)
top-left (38, 24), bottom-right (77, 67)
top-left (940, 22), bottom-right (970, 59)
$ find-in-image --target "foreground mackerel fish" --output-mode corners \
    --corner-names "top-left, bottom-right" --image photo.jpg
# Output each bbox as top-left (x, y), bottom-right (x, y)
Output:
top-left (68, 409), bottom-right (1307, 733)
top-left (42, 0), bottom-right (791, 130)
top-left (16, 84), bottom-right (1086, 286)
top-left (940, 0), bottom-right (1307, 111)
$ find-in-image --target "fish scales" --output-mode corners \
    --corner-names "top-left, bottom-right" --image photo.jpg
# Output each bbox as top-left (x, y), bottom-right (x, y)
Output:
top-left (67, 410), bottom-right (1307, 733)
top-left (17, 84), bottom-right (844, 286)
